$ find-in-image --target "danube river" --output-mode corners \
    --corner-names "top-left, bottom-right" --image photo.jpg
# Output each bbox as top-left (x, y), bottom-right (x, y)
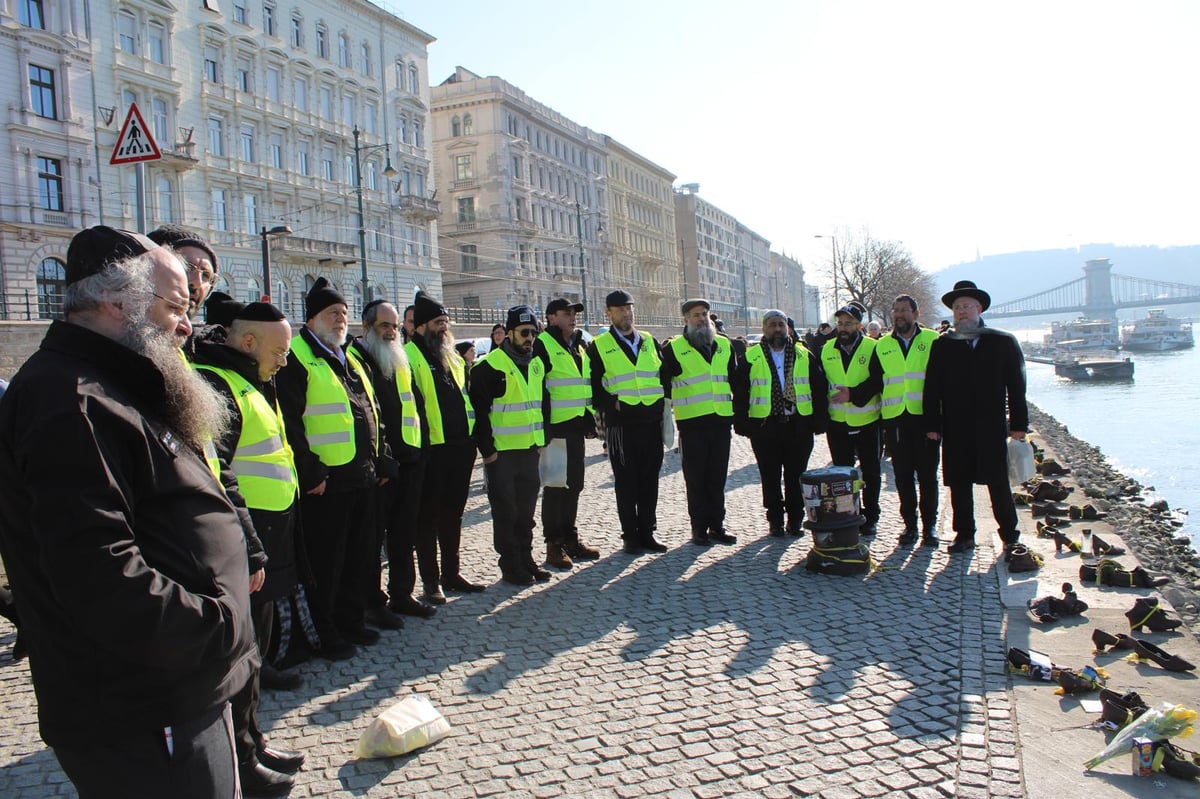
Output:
top-left (1014, 324), bottom-right (1197, 549)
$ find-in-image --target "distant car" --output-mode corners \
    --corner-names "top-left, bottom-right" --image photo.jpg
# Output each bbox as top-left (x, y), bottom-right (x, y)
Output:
top-left (745, 333), bottom-right (763, 345)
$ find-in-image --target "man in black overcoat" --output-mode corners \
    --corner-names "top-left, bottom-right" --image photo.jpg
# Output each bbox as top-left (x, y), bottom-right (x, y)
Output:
top-left (922, 280), bottom-right (1029, 555)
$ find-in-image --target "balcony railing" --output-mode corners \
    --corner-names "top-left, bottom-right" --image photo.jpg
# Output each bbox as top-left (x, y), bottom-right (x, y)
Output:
top-left (397, 194), bottom-right (440, 220)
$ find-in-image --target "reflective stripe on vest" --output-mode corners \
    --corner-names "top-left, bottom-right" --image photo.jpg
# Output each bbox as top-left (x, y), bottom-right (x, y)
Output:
top-left (481, 347), bottom-right (545, 450)
top-left (290, 334), bottom-right (379, 465)
top-left (595, 331), bottom-right (664, 406)
top-left (405, 341), bottom-right (475, 445)
top-left (744, 344), bottom-right (814, 419)
top-left (537, 331), bottom-right (592, 425)
top-left (667, 336), bottom-right (733, 421)
top-left (875, 328), bottom-right (937, 419)
top-left (821, 336), bottom-right (881, 427)
top-left (391, 362), bottom-right (422, 449)
top-left (195, 364), bottom-right (299, 511)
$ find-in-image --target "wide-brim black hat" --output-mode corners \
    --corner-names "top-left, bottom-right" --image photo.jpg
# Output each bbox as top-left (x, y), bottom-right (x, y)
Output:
top-left (941, 280), bottom-right (991, 312)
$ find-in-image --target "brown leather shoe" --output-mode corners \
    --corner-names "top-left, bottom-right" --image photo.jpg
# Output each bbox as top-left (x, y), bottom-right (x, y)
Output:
top-left (545, 543), bottom-right (573, 569)
top-left (565, 541), bottom-right (600, 560)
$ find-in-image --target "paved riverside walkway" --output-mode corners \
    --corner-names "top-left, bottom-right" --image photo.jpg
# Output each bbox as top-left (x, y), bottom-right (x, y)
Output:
top-left (1, 432), bottom-right (1189, 798)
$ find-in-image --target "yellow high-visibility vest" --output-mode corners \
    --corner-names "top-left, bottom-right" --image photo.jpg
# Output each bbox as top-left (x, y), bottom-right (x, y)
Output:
top-left (744, 344), bottom-right (814, 419)
top-left (667, 335), bottom-right (733, 421)
top-left (821, 337), bottom-right (881, 427)
top-left (875, 327), bottom-right (937, 419)
top-left (405, 341), bottom-right (475, 445)
top-left (594, 330), bottom-right (663, 406)
top-left (480, 347), bottom-right (546, 451)
top-left (538, 331), bottom-right (592, 425)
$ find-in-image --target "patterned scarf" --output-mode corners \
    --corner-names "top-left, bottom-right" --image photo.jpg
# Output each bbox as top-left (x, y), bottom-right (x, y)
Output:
top-left (766, 342), bottom-right (796, 417)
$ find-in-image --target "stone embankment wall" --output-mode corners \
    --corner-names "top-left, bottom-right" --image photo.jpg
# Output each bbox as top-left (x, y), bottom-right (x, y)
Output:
top-left (1029, 404), bottom-right (1199, 628)
top-left (0, 322), bottom-right (47, 380)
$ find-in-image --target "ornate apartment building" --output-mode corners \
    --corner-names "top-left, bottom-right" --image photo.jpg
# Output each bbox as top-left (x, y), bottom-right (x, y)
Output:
top-left (0, 0), bottom-right (439, 321)
top-left (603, 136), bottom-right (677, 322)
top-left (430, 66), bottom-right (612, 323)
top-left (768, 251), bottom-right (813, 326)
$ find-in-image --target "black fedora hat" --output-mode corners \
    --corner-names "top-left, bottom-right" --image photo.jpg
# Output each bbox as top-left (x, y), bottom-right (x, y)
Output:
top-left (941, 280), bottom-right (991, 312)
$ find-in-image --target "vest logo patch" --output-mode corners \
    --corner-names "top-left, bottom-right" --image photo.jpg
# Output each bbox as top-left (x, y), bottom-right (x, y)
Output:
top-left (160, 429), bottom-right (182, 455)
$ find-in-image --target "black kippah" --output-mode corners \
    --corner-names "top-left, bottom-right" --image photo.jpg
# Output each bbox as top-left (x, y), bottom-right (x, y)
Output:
top-left (204, 292), bottom-right (244, 328)
top-left (235, 301), bottom-right (287, 322)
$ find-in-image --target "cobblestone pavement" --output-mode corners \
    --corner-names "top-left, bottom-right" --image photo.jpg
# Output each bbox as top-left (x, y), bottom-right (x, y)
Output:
top-left (0, 435), bottom-right (1023, 798)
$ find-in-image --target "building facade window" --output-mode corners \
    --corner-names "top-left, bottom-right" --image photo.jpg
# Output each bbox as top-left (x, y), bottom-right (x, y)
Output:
top-left (19, 0), bottom-right (45, 29)
top-left (240, 125), bottom-right (254, 161)
top-left (265, 66), bottom-right (280, 101)
top-left (291, 16), bottom-right (302, 47)
top-left (207, 116), bottom-right (224, 155)
top-left (203, 46), bottom-right (220, 83)
top-left (233, 2), bottom-right (246, 24)
top-left (29, 65), bottom-right (56, 119)
top-left (156, 175), bottom-right (173, 223)
top-left (37, 258), bottom-right (65, 319)
top-left (460, 244), bottom-right (478, 272)
top-left (236, 57), bottom-right (252, 92)
top-left (456, 197), bottom-right (475, 223)
top-left (117, 11), bottom-right (137, 54)
top-left (339, 35), bottom-right (350, 68)
top-left (316, 26), bottom-right (328, 58)
top-left (263, 2), bottom-right (276, 36)
top-left (408, 63), bottom-right (418, 93)
top-left (152, 98), bottom-right (168, 144)
top-left (148, 22), bottom-right (166, 64)
top-left (321, 147), bottom-right (333, 180)
top-left (269, 133), bottom-right (282, 168)
top-left (451, 116), bottom-right (460, 137)
top-left (243, 194), bottom-right (258, 233)
top-left (297, 143), bottom-right (309, 175)
top-left (462, 114), bottom-right (472, 135)
top-left (359, 43), bottom-right (370, 76)
top-left (366, 161), bottom-right (376, 191)
top-left (293, 77), bottom-right (307, 111)
top-left (211, 189), bottom-right (227, 230)
top-left (319, 86), bottom-right (332, 120)
top-left (363, 103), bottom-right (375, 135)
top-left (412, 121), bottom-right (422, 148)
top-left (37, 156), bottom-right (63, 210)
top-left (454, 154), bottom-right (473, 181)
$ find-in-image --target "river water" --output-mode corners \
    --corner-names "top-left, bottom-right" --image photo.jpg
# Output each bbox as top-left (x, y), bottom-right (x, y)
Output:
top-left (1012, 322), bottom-right (1197, 549)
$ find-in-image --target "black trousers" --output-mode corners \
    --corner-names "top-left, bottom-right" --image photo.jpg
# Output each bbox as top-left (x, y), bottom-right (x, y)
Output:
top-left (372, 459), bottom-right (429, 605)
top-left (485, 448), bottom-right (542, 575)
top-left (417, 440), bottom-right (477, 585)
top-left (679, 424), bottom-right (732, 534)
top-left (300, 486), bottom-right (374, 642)
top-left (826, 422), bottom-right (881, 524)
top-left (230, 599), bottom-right (273, 766)
top-left (541, 433), bottom-right (585, 544)
top-left (885, 422), bottom-right (941, 530)
top-left (55, 703), bottom-right (237, 799)
top-left (949, 480), bottom-right (1020, 545)
top-left (606, 423), bottom-right (664, 543)
top-left (749, 416), bottom-right (816, 528)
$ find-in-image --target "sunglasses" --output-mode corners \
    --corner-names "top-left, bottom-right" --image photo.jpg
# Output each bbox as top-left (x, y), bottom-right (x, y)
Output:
top-left (514, 328), bottom-right (537, 339)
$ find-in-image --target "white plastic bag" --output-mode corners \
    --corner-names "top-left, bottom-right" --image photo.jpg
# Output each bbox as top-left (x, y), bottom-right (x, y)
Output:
top-left (539, 438), bottom-right (568, 488)
top-left (1007, 437), bottom-right (1036, 485)
top-left (661, 399), bottom-right (675, 449)
top-left (352, 694), bottom-right (452, 759)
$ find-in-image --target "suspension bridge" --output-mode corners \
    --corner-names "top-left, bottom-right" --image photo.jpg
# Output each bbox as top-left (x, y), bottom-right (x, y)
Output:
top-left (986, 259), bottom-right (1200, 319)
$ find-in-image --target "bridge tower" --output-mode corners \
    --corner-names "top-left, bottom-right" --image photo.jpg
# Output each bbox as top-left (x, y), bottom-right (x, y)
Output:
top-left (1083, 258), bottom-right (1118, 319)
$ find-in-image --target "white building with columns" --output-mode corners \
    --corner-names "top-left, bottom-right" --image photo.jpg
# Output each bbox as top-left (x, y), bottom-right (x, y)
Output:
top-left (0, 0), bottom-right (440, 321)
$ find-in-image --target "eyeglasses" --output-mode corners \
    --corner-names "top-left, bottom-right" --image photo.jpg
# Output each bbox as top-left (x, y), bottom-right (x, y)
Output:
top-left (270, 348), bottom-right (290, 365)
top-left (185, 262), bottom-right (217, 286)
top-left (152, 292), bottom-right (190, 316)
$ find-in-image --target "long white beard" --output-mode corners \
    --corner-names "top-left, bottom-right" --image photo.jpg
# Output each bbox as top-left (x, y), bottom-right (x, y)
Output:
top-left (119, 313), bottom-right (232, 450)
top-left (363, 330), bottom-right (410, 381)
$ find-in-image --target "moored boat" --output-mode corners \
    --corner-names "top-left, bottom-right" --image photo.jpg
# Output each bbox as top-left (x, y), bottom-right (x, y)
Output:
top-left (1121, 309), bottom-right (1194, 352)
top-left (1044, 318), bottom-right (1120, 350)
top-left (1052, 350), bottom-right (1135, 381)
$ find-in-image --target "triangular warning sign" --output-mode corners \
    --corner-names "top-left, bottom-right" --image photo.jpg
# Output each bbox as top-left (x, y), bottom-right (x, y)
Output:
top-left (110, 103), bottom-right (162, 165)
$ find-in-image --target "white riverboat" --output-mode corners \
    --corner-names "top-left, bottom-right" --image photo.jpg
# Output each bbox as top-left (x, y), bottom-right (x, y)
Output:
top-left (1044, 318), bottom-right (1120, 350)
top-left (1120, 309), bottom-right (1194, 352)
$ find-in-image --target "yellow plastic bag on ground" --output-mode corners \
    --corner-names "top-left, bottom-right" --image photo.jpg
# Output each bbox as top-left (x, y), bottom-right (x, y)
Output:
top-left (352, 694), bottom-right (451, 759)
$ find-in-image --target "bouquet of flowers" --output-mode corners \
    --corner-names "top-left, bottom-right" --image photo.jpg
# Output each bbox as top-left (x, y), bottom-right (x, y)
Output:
top-left (1084, 702), bottom-right (1198, 770)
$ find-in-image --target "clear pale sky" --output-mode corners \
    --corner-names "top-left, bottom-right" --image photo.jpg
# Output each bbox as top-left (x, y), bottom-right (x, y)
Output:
top-left (391, 0), bottom-right (1200, 277)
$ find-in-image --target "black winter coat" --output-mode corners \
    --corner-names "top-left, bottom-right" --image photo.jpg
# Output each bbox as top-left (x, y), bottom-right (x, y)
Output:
top-left (922, 328), bottom-right (1029, 486)
top-left (0, 321), bottom-right (257, 746)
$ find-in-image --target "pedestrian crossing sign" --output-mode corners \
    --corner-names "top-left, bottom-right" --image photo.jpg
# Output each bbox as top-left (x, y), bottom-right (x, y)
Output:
top-left (109, 103), bottom-right (162, 165)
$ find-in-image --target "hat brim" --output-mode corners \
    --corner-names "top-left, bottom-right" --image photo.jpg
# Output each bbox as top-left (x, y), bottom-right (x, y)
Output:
top-left (681, 301), bottom-right (710, 314)
top-left (941, 288), bottom-right (991, 312)
top-left (549, 302), bottom-right (584, 314)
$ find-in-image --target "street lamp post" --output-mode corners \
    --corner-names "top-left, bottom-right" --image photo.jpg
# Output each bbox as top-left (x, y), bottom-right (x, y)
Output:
top-left (574, 202), bottom-right (605, 328)
top-left (260, 224), bottom-right (293, 302)
top-left (352, 125), bottom-right (397, 309)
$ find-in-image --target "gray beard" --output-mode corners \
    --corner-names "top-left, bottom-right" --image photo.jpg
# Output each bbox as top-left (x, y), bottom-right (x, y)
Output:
top-left (316, 328), bottom-right (346, 351)
top-left (768, 334), bottom-right (789, 350)
top-left (119, 314), bottom-right (232, 451)
top-left (686, 322), bottom-right (715, 349)
top-left (362, 331), bottom-right (409, 381)
top-left (423, 328), bottom-right (457, 372)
